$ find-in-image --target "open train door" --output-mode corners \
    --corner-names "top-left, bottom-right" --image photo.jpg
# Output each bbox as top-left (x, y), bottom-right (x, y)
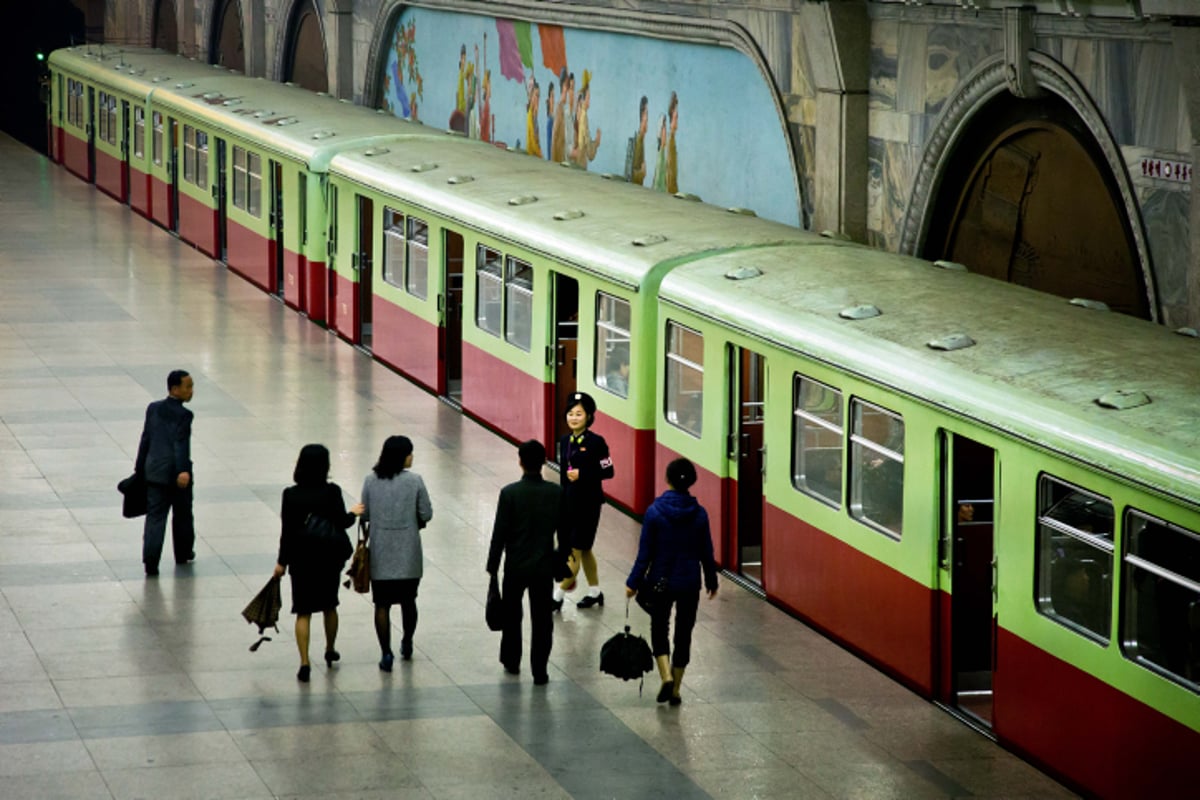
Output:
top-left (727, 345), bottom-right (766, 584)
top-left (119, 99), bottom-right (131, 203)
top-left (440, 229), bottom-right (464, 404)
top-left (938, 432), bottom-right (997, 729)
top-left (354, 194), bottom-right (374, 349)
top-left (214, 138), bottom-right (228, 261)
top-left (168, 117), bottom-right (180, 232)
top-left (551, 273), bottom-right (580, 449)
top-left (270, 160), bottom-right (284, 297)
top-left (85, 85), bottom-right (96, 182)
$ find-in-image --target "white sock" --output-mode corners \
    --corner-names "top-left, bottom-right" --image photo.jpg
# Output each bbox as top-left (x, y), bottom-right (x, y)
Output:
top-left (587, 585), bottom-right (601, 598)
top-left (553, 585), bottom-right (565, 601)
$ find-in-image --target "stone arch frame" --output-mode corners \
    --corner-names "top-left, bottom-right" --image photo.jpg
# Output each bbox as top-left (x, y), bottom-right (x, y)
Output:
top-left (900, 51), bottom-right (1159, 322)
top-left (362, 0), bottom-right (804, 217)
top-left (205, 0), bottom-right (246, 69)
top-left (275, 0), bottom-right (329, 86)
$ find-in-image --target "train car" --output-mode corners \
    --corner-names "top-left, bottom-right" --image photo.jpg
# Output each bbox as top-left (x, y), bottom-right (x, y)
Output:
top-left (655, 243), bottom-right (1200, 797)
top-left (47, 47), bottom-right (214, 215)
top-left (327, 138), bottom-right (824, 513)
top-left (48, 46), bottom-right (441, 321)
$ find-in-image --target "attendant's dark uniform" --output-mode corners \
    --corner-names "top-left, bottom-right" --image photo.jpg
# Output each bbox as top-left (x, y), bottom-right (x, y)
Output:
top-left (487, 472), bottom-right (567, 680)
top-left (558, 427), bottom-right (613, 552)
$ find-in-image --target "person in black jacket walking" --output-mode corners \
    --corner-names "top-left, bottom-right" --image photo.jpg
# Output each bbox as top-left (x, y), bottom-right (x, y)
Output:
top-left (135, 369), bottom-right (196, 576)
top-left (487, 440), bottom-right (570, 684)
top-left (272, 444), bottom-right (356, 682)
top-left (553, 392), bottom-right (614, 610)
top-left (625, 458), bottom-right (718, 705)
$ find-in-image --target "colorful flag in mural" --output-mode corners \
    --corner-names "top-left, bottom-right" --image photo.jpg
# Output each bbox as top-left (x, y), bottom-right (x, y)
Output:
top-left (495, 19), bottom-right (531, 82)
top-left (538, 25), bottom-right (566, 76)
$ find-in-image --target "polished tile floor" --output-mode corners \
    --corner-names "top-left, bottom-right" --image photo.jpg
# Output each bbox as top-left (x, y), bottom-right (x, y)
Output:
top-left (0, 135), bottom-right (1077, 799)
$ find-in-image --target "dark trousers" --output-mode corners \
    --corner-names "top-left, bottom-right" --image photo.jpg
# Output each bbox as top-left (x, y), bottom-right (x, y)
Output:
top-left (650, 588), bottom-right (700, 668)
top-left (143, 481), bottom-right (194, 568)
top-left (499, 572), bottom-right (554, 678)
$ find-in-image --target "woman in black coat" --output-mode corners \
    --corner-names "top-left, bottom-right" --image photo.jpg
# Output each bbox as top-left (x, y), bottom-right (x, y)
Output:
top-left (273, 444), bottom-right (356, 682)
top-left (553, 392), bottom-right (614, 611)
top-left (625, 458), bottom-right (718, 705)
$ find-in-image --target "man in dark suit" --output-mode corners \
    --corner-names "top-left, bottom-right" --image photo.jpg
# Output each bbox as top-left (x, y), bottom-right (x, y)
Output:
top-left (135, 369), bottom-right (196, 576)
top-left (486, 440), bottom-right (568, 685)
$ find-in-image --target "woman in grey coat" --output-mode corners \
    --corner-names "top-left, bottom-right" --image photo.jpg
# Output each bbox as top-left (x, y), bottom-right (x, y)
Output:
top-left (354, 435), bottom-right (433, 671)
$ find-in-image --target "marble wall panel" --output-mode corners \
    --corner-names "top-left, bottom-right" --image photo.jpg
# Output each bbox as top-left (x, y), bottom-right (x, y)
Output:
top-left (870, 19), bottom-right (899, 112)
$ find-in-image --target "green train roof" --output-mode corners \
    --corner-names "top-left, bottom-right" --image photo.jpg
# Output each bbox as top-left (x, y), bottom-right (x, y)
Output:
top-left (329, 140), bottom-right (823, 289)
top-left (49, 46), bottom-right (441, 169)
top-left (661, 244), bottom-right (1200, 506)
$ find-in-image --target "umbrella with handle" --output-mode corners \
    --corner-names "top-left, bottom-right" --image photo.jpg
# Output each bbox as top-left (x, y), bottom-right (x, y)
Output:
top-left (242, 576), bottom-right (282, 651)
top-left (599, 600), bottom-right (654, 692)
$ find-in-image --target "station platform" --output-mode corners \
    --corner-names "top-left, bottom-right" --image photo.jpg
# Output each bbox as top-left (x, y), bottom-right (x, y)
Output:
top-left (0, 134), bottom-right (1077, 799)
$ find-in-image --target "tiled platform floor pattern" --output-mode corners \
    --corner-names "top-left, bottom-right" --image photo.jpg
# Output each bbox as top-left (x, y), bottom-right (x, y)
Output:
top-left (0, 135), bottom-right (1077, 799)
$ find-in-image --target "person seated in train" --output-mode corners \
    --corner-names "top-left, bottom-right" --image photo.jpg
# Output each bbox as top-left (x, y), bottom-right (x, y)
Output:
top-left (605, 346), bottom-right (630, 397)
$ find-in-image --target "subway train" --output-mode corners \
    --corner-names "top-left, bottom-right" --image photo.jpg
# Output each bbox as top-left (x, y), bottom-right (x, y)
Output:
top-left (47, 44), bottom-right (1199, 797)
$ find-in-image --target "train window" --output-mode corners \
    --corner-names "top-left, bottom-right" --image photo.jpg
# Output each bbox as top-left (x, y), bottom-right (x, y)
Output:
top-left (475, 246), bottom-right (503, 337)
top-left (406, 217), bottom-right (429, 300)
top-left (1035, 476), bottom-right (1114, 641)
top-left (183, 125), bottom-right (196, 184)
top-left (504, 257), bottom-right (534, 352)
top-left (106, 95), bottom-right (117, 145)
top-left (152, 112), bottom-right (163, 166)
top-left (1122, 511), bottom-right (1200, 689)
top-left (665, 322), bottom-right (703, 437)
top-left (97, 92), bottom-right (107, 143)
top-left (849, 400), bottom-right (904, 538)
top-left (792, 375), bottom-right (843, 507)
top-left (232, 146), bottom-right (247, 211)
top-left (383, 209), bottom-right (405, 287)
top-left (133, 107), bottom-right (145, 159)
top-left (246, 151), bottom-right (260, 217)
top-left (595, 293), bottom-right (631, 398)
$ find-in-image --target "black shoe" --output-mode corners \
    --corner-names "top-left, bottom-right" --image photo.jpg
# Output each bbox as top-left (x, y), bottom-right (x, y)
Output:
top-left (502, 660), bottom-right (520, 675)
top-left (145, 566), bottom-right (159, 577)
top-left (533, 674), bottom-right (549, 686)
top-left (399, 639), bottom-right (413, 660)
top-left (297, 665), bottom-right (311, 682)
top-left (668, 694), bottom-right (682, 707)
top-left (379, 652), bottom-right (394, 672)
top-left (656, 680), bottom-right (675, 704)
top-left (325, 650), bottom-right (340, 668)
top-left (577, 592), bottom-right (604, 609)
top-left (551, 597), bottom-right (564, 613)
top-left (175, 552), bottom-right (195, 565)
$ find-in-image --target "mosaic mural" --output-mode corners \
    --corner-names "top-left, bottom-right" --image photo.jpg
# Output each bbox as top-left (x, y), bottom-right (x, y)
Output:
top-left (380, 8), bottom-right (802, 226)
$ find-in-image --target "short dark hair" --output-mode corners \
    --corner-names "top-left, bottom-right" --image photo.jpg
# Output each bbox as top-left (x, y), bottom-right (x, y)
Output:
top-left (167, 370), bottom-right (190, 390)
top-left (566, 392), bottom-right (597, 427)
top-left (373, 435), bottom-right (414, 480)
top-left (518, 440), bottom-right (545, 471)
top-left (293, 444), bottom-right (330, 487)
top-left (665, 457), bottom-right (697, 492)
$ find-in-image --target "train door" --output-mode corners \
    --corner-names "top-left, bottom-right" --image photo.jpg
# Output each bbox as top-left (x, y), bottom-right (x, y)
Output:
top-left (728, 346), bottom-right (766, 584)
top-left (939, 432), bottom-right (997, 728)
top-left (214, 138), bottom-right (228, 260)
top-left (326, 182), bottom-right (339, 330)
top-left (552, 274), bottom-right (580, 446)
top-left (53, 72), bottom-right (63, 162)
top-left (85, 85), bottom-right (96, 182)
top-left (355, 194), bottom-right (374, 349)
top-left (120, 99), bottom-right (131, 203)
top-left (168, 118), bottom-right (180, 232)
top-left (440, 229), bottom-right (464, 404)
top-left (271, 160), bottom-right (284, 297)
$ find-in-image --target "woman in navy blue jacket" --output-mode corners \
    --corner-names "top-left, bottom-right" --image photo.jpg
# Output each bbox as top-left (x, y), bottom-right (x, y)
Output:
top-left (625, 458), bottom-right (718, 705)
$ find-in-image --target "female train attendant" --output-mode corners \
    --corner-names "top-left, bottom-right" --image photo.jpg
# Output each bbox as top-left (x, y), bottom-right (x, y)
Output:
top-left (552, 392), bottom-right (614, 611)
top-left (625, 458), bottom-right (718, 705)
top-left (273, 444), bottom-right (356, 683)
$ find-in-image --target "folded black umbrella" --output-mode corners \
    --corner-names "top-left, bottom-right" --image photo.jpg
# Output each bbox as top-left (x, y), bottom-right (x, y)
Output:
top-left (117, 473), bottom-right (147, 518)
top-left (242, 576), bottom-right (282, 651)
top-left (600, 625), bottom-right (654, 684)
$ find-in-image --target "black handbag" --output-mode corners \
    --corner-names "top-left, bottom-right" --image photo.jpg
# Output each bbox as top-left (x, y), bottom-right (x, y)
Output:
top-left (486, 573), bottom-right (504, 631)
top-left (117, 473), bottom-right (147, 518)
top-left (634, 576), bottom-right (669, 615)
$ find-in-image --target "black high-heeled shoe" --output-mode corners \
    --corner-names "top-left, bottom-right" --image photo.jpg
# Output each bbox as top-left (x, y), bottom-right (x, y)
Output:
top-left (297, 664), bottom-right (311, 682)
top-left (325, 650), bottom-right (340, 668)
top-left (577, 592), bottom-right (604, 609)
top-left (379, 652), bottom-right (394, 672)
top-left (551, 597), bottom-right (564, 613)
